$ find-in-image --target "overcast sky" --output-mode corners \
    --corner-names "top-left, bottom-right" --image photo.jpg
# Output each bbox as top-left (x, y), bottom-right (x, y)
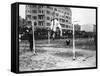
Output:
top-left (71, 8), bottom-right (96, 31)
top-left (19, 5), bottom-right (25, 19)
top-left (71, 8), bottom-right (96, 25)
top-left (19, 5), bottom-right (96, 31)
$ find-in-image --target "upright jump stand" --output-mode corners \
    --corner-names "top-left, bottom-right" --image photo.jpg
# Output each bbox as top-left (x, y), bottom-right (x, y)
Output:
top-left (31, 21), bottom-right (36, 55)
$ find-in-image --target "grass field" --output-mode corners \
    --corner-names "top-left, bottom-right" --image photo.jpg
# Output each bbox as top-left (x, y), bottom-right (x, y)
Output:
top-left (19, 38), bottom-right (96, 51)
top-left (19, 38), bottom-right (96, 71)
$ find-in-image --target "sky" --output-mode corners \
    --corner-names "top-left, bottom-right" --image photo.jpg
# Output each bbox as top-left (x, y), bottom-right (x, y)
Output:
top-left (71, 8), bottom-right (96, 31)
top-left (19, 5), bottom-right (96, 31)
top-left (19, 5), bottom-right (25, 19)
top-left (71, 8), bottom-right (96, 25)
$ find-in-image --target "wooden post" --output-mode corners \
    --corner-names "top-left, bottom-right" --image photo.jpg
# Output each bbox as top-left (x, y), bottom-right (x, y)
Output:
top-left (48, 30), bottom-right (50, 44)
top-left (31, 21), bottom-right (36, 54)
top-left (73, 24), bottom-right (76, 60)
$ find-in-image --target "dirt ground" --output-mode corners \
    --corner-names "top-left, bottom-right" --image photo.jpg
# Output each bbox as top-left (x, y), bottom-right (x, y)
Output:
top-left (19, 40), bottom-right (96, 71)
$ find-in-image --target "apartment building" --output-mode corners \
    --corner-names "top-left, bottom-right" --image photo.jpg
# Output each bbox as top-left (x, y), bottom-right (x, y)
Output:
top-left (25, 5), bottom-right (72, 32)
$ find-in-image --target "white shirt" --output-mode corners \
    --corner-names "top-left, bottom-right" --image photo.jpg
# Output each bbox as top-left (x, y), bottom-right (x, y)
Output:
top-left (50, 19), bottom-right (62, 36)
top-left (50, 19), bottom-right (62, 32)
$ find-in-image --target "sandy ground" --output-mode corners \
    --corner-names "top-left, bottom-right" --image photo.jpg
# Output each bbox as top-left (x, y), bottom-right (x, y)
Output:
top-left (19, 43), bottom-right (96, 71)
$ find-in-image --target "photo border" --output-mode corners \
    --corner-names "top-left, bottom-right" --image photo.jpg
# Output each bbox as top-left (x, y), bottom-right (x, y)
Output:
top-left (11, 2), bottom-right (98, 73)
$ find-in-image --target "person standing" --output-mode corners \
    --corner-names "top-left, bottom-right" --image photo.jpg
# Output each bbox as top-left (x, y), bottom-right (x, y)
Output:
top-left (24, 25), bottom-right (33, 51)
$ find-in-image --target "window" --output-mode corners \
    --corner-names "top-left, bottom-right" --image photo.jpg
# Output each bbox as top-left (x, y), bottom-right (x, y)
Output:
top-left (38, 10), bottom-right (41, 13)
top-left (56, 13), bottom-right (59, 16)
top-left (38, 15), bottom-right (44, 19)
top-left (32, 10), bottom-right (37, 13)
top-left (66, 20), bottom-right (68, 22)
top-left (28, 5), bottom-right (30, 7)
top-left (34, 22), bottom-right (37, 26)
top-left (61, 24), bottom-right (65, 27)
top-left (38, 21), bottom-right (44, 26)
top-left (47, 16), bottom-right (50, 20)
top-left (62, 19), bottom-right (65, 22)
top-left (47, 10), bottom-right (50, 14)
top-left (69, 17), bottom-right (71, 19)
top-left (27, 21), bottom-right (31, 25)
top-left (60, 19), bottom-right (65, 22)
top-left (38, 15), bottom-right (41, 19)
top-left (42, 10), bottom-right (44, 13)
top-left (58, 10), bottom-right (61, 12)
top-left (68, 26), bottom-right (71, 28)
top-left (27, 10), bottom-right (31, 13)
top-left (66, 25), bottom-right (68, 28)
top-left (54, 8), bottom-right (57, 11)
top-left (59, 18), bottom-right (62, 22)
top-left (67, 12), bottom-right (69, 15)
top-left (47, 6), bottom-right (53, 10)
top-left (47, 23), bottom-right (50, 26)
top-left (38, 5), bottom-right (43, 8)
top-left (66, 16), bottom-right (68, 18)
top-left (38, 10), bottom-right (44, 13)
top-left (26, 15), bottom-right (31, 20)
top-left (32, 16), bottom-right (37, 20)
top-left (30, 5), bottom-right (37, 8)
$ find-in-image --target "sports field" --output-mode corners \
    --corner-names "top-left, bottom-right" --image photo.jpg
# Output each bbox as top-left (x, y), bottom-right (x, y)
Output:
top-left (19, 38), bottom-right (96, 71)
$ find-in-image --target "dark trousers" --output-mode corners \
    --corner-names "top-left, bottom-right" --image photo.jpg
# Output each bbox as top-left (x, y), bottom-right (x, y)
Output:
top-left (51, 31), bottom-right (56, 40)
top-left (29, 40), bottom-right (33, 51)
top-left (28, 34), bottom-right (33, 51)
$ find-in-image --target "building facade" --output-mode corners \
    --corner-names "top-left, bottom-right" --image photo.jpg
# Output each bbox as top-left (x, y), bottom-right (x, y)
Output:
top-left (93, 24), bottom-right (96, 33)
top-left (25, 5), bottom-right (72, 32)
top-left (74, 24), bottom-right (81, 31)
